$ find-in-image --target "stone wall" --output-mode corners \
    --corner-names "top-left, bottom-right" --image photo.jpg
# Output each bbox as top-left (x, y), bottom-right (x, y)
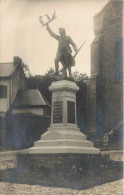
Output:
top-left (86, 77), bottom-right (97, 137)
top-left (101, 0), bottom-right (123, 132)
top-left (87, 0), bottom-right (123, 139)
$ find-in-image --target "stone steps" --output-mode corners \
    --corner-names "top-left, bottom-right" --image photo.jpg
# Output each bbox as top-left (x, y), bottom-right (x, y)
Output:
top-left (27, 129), bottom-right (100, 154)
top-left (41, 130), bottom-right (87, 140)
top-left (34, 139), bottom-right (93, 147)
top-left (28, 146), bottom-right (100, 154)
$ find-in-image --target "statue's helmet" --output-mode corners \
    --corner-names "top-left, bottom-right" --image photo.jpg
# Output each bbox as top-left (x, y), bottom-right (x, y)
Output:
top-left (59, 27), bottom-right (66, 34)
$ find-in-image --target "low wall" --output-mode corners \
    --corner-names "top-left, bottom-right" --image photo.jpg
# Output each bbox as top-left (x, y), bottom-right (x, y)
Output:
top-left (0, 113), bottom-right (51, 149)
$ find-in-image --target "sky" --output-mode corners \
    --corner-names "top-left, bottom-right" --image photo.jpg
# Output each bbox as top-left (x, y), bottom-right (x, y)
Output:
top-left (0, 0), bottom-right (109, 76)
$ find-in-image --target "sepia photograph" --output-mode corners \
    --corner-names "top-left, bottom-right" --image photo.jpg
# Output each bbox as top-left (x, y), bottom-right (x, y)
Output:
top-left (0, 0), bottom-right (123, 194)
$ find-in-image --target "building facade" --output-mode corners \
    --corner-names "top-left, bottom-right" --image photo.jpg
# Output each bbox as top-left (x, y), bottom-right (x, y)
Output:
top-left (86, 0), bottom-right (123, 140)
top-left (0, 57), bottom-right (26, 115)
top-left (0, 57), bottom-right (51, 148)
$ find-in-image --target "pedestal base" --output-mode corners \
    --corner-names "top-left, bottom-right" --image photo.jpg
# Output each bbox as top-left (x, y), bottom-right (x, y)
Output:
top-left (27, 125), bottom-right (100, 154)
top-left (28, 80), bottom-right (100, 155)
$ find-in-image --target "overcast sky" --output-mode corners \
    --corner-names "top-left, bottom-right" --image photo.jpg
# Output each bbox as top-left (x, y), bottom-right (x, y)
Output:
top-left (0, 0), bottom-right (109, 76)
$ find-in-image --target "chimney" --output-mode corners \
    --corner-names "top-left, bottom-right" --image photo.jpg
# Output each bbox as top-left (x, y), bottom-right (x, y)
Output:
top-left (13, 56), bottom-right (22, 66)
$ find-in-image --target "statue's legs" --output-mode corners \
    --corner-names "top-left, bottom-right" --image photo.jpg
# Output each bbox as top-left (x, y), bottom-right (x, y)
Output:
top-left (54, 60), bottom-right (59, 75)
top-left (62, 68), bottom-right (67, 78)
top-left (55, 53), bottom-right (62, 75)
top-left (67, 66), bottom-right (72, 78)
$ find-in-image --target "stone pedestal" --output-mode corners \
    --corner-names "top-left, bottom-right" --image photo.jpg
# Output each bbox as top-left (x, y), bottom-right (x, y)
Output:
top-left (28, 80), bottom-right (100, 154)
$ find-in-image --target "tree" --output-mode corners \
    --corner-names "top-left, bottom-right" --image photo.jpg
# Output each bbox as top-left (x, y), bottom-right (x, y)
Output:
top-left (27, 68), bottom-right (56, 104)
top-left (72, 71), bottom-right (88, 84)
top-left (22, 63), bottom-right (32, 78)
top-left (72, 71), bottom-right (89, 132)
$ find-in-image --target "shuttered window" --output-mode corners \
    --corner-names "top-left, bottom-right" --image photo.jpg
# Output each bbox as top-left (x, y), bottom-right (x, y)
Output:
top-left (0, 86), bottom-right (7, 98)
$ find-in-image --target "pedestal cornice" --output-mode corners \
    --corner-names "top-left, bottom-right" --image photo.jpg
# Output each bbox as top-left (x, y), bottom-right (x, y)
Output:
top-left (49, 80), bottom-right (79, 92)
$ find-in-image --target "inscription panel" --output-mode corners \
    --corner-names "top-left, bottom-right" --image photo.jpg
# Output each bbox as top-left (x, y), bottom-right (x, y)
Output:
top-left (53, 101), bottom-right (63, 123)
top-left (67, 101), bottom-right (75, 123)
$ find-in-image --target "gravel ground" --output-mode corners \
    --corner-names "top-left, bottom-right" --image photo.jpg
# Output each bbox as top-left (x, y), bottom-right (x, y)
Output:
top-left (0, 179), bottom-right (123, 195)
top-left (0, 150), bottom-right (123, 195)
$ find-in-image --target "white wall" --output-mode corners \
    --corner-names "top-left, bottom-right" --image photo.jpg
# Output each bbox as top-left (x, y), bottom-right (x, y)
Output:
top-left (12, 107), bottom-right (44, 115)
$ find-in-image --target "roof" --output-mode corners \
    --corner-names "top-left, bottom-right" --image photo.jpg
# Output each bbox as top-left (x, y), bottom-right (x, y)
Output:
top-left (0, 62), bottom-right (18, 77)
top-left (13, 89), bottom-right (51, 107)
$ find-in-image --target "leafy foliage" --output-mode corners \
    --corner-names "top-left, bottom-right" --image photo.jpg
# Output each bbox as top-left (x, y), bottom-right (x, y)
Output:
top-left (22, 63), bottom-right (32, 78)
top-left (27, 68), bottom-right (56, 103)
top-left (72, 71), bottom-right (88, 131)
top-left (72, 71), bottom-right (88, 83)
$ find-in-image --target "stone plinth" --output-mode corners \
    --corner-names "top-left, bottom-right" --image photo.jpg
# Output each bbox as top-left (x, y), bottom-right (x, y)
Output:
top-left (28, 80), bottom-right (100, 154)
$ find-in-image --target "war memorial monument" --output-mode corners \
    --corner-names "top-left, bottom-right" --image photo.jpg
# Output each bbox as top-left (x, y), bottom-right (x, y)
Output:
top-left (17, 12), bottom-right (101, 173)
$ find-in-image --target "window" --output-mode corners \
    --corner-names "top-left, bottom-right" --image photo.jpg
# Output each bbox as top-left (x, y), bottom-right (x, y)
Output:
top-left (115, 37), bottom-right (123, 81)
top-left (0, 86), bottom-right (7, 98)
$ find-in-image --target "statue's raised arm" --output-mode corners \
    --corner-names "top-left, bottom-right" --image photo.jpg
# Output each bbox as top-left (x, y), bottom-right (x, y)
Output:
top-left (46, 23), bottom-right (59, 41)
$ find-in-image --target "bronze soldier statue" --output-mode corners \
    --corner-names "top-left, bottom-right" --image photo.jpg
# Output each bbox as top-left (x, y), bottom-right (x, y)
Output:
top-left (39, 12), bottom-right (86, 78)
top-left (46, 23), bottom-right (78, 78)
